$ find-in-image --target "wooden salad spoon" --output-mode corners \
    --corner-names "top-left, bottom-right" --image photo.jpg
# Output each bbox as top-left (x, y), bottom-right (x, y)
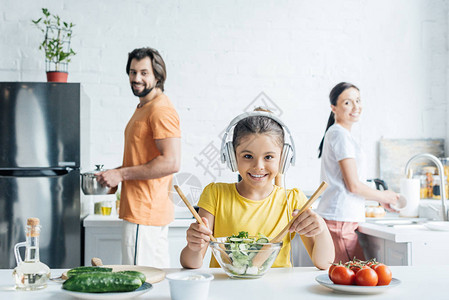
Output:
top-left (173, 185), bottom-right (232, 265)
top-left (252, 181), bottom-right (328, 268)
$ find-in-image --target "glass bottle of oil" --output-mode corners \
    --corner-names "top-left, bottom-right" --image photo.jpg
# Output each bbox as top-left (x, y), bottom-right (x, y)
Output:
top-left (12, 218), bottom-right (50, 290)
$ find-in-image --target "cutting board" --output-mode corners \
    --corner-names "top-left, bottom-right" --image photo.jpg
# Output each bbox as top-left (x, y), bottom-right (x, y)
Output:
top-left (61, 265), bottom-right (165, 284)
top-left (103, 265), bottom-right (165, 284)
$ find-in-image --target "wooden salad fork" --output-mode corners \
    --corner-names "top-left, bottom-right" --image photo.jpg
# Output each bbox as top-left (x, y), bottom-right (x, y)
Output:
top-left (173, 185), bottom-right (232, 265)
top-left (251, 181), bottom-right (328, 268)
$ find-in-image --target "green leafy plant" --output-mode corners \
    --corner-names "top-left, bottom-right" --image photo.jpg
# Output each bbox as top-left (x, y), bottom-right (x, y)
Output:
top-left (32, 8), bottom-right (76, 72)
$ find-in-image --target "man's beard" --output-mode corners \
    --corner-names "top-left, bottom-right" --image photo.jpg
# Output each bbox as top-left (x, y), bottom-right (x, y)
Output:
top-left (131, 83), bottom-right (154, 97)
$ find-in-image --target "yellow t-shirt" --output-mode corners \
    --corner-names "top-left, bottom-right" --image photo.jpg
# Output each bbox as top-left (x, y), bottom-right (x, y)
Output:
top-left (119, 94), bottom-right (181, 226)
top-left (198, 182), bottom-right (308, 268)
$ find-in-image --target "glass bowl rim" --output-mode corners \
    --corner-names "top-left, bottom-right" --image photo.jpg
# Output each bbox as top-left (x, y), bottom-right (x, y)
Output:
top-left (209, 237), bottom-right (283, 247)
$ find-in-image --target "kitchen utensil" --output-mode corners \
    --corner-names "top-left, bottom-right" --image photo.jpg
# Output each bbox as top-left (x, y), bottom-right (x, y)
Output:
top-left (252, 181), bottom-right (328, 268)
top-left (166, 271), bottom-right (213, 300)
top-left (91, 257), bottom-right (103, 266)
top-left (367, 178), bottom-right (388, 190)
top-left (209, 237), bottom-right (282, 278)
top-left (174, 184), bottom-right (232, 264)
top-left (173, 185), bottom-right (232, 265)
top-left (423, 221), bottom-right (449, 231)
top-left (103, 265), bottom-right (165, 284)
top-left (81, 165), bottom-right (114, 195)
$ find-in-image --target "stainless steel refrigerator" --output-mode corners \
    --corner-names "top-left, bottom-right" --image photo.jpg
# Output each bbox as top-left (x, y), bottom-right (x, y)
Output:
top-left (0, 82), bottom-right (81, 268)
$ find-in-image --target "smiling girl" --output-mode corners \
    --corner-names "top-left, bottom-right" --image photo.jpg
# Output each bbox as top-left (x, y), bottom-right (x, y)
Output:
top-left (317, 82), bottom-right (399, 263)
top-left (180, 112), bottom-right (334, 270)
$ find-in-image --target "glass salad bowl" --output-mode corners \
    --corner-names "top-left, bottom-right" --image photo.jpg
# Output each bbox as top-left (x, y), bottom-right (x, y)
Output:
top-left (209, 236), bottom-right (282, 279)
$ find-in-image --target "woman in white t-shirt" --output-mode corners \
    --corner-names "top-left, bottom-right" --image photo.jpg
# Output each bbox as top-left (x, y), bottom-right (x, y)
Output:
top-left (316, 82), bottom-right (399, 263)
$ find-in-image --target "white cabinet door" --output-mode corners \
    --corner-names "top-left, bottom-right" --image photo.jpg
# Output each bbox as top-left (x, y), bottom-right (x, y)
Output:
top-left (168, 226), bottom-right (212, 268)
top-left (384, 240), bottom-right (410, 266)
top-left (291, 235), bottom-right (314, 267)
top-left (359, 233), bottom-right (410, 266)
top-left (359, 234), bottom-right (386, 263)
top-left (84, 226), bottom-right (122, 266)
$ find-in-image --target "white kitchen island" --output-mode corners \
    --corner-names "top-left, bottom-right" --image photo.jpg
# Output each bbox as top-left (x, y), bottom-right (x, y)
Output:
top-left (0, 266), bottom-right (447, 299)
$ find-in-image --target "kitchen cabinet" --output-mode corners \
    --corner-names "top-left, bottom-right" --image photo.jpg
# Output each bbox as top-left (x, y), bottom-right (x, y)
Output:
top-left (83, 215), bottom-right (212, 268)
top-left (84, 217), bottom-right (122, 265)
top-left (359, 235), bottom-right (410, 266)
top-left (358, 217), bottom-right (449, 266)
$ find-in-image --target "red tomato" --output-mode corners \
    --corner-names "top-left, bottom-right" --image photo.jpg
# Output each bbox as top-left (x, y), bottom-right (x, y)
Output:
top-left (350, 264), bottom-right (368, 274)
top-left (373, 264), bottom-right (392, 286)
top-left (355, 268), bottom-right (378, 286)
top-left (331, 265), bottom-right (355, 285)
top-left (328, 264), bottom-right (338, 280)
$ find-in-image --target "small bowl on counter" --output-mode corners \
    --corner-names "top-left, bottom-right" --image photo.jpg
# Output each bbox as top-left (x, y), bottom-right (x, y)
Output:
top-left (209, 237), bottom-right (282, 279)
top-left (166, 271), bottom-right (213, 300)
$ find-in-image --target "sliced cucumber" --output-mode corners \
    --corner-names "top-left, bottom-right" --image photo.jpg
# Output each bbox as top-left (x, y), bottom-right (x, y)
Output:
top-left (256, 237), bottom-right (269, 244)
top-left (238, 243), bottom-right (249, 255)
top-left (229, 237), bottom-right (243, 242)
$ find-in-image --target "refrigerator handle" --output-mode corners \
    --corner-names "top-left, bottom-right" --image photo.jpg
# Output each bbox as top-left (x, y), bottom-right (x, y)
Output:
top-left (0, 167), bottom-right (76, 178)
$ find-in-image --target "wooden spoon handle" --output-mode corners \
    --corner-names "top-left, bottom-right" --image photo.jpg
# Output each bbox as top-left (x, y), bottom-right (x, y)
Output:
top-left (270, 181), bottom-right (328, 243)
top-left (91, 257), bottom-right (103, 266)
top-left (174, 185), bottom-right (217, 242)
top-left (251, 181), bottom-right (328, 268)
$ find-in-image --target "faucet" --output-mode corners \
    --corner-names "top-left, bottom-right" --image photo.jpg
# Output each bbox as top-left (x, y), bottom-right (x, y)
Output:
top-left (405, 153), bottom-right (447, 221)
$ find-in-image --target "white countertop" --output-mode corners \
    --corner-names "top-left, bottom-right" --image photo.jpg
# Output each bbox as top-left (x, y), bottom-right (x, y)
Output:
top-left (83, 215), bottom-right (196, 228)
top-left (358, 216), bottom-right (449, 243)
top-left (1, 266), bottom-right (447, 299)
top-left (84, 214), bottom-right (449, 243)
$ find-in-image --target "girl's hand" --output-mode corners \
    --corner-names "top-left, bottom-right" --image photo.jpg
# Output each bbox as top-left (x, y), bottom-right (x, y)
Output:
top-left (289, 208), bottom-right (326, 237)
top-left (186, 217), bottom-right (212, 252)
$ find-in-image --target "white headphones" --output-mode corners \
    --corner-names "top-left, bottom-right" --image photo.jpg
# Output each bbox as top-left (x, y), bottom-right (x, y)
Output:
top-left (220, 111), bottom-right (296, 174)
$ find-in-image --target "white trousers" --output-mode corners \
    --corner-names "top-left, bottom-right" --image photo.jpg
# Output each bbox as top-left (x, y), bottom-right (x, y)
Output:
top-left (121, 220), bottom-right (170, 268)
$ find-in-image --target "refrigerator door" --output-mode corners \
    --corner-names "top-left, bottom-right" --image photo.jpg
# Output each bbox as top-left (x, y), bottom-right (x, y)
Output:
top-left (0, 82), bottom-right (80, 168)
top-left (0, 168), bottom-right (81, 269)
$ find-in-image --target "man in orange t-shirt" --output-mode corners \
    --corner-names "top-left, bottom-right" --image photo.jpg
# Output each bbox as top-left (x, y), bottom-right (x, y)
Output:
top-left (97, 47), bottom-right (181, 267)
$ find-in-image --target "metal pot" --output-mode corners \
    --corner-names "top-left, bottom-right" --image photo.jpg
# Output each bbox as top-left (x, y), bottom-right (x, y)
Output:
top-left (81, 165), bottom-right (112, 195)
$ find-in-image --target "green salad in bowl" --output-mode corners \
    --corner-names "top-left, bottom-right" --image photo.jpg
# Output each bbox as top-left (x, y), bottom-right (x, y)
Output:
top-left (209, 231), bottom-right (282, 279)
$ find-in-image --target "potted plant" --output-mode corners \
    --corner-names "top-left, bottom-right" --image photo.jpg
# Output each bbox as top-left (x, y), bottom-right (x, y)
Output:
top-left (32, 8), bottom-right (76, 82)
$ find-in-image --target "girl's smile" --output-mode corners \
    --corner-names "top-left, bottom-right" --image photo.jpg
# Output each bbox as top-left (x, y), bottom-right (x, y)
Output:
top-left (234, 133), bottom-right (282, 200)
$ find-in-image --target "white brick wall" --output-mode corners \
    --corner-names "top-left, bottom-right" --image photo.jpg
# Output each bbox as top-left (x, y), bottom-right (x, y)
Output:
top-left (1, 0), bottom-right (447, 212)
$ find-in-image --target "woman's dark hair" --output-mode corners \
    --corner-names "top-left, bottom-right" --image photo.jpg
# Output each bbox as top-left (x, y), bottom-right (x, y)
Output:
top-left (233, 116), bottom-right (284, 150)
top-left (317, 82), bottom-right (359, 158)
top-left (126, 47), bottom-right (167, 91)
